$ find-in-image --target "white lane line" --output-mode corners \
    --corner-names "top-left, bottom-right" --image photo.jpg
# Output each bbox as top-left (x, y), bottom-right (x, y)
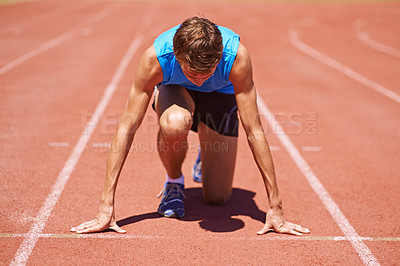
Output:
top-left (236, 146), bottom-right (321, 152)
top-left (49, 142), bottom-right (112, 148)
top-left (10, 32), bottom-right (144, 266)
top-left (0, 3), bottom-right (117, 76)
top-left (0, 33), bottom-right (74, 76)
top-left (301, 146), bottom-right (322, 152)
top-left (92, 142), bottom-right (111, 148)
top-left (269, 145), bottom-right (280, 151)
top-left (354, 19), bottom-right (400, 59)
top-left (257, 97), bottom-right (379, 265)
top-left (289, 29), bottom-right (400, 105)
top-left (2, 233), bottom-right (400, 242)
top-left (48, 142), bottom-right (69, 147)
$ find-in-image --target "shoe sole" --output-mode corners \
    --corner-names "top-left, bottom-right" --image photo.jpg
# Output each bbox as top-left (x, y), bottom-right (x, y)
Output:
top-left (158, 209), bottom-right (185, 218)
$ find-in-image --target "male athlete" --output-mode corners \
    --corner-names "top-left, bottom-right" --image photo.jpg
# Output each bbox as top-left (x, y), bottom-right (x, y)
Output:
top-left (71, 17), bottom-right (309, 236)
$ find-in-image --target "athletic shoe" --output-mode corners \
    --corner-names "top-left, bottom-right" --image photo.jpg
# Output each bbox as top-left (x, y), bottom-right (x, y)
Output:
top-left (157, 182), bottom-right (186, 218)
top-left (192, 148), bottom-right (202, 183)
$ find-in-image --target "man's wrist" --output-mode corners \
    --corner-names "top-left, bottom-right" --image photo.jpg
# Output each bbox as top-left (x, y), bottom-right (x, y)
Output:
top-left (269, 196), bottom-right (282, 210)
top-left (100, 193), bottom-right (114, 207)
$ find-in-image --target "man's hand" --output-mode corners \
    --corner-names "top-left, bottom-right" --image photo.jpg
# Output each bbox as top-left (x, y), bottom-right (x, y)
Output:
top-left (257, 208), bottom-right (310, 236)
top-left (70, 205), bottom-right (126, 234)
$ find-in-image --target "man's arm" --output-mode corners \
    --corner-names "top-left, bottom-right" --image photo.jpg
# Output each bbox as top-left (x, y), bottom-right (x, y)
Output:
top-left (71, 46), bottom-right (163, 234)
top-left (230, 43), bottom-right (309, 236)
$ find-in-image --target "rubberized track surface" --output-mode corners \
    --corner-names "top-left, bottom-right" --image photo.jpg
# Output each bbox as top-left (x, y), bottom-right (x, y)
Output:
top-left (1, 1), bottom-right (399, 265)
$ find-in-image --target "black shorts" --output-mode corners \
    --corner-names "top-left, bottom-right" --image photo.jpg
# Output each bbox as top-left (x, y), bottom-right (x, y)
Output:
top-left (153, 87), bottom-right (239, 137)
top-left (188, 89), bottom-right (239, 137)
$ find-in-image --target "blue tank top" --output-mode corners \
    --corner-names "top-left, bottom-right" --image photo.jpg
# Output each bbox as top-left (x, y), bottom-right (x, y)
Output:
top-left (153, 25), bottom-right (240, 94)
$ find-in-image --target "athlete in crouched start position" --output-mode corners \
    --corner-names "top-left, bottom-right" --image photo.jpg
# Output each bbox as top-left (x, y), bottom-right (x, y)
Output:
top-left (71, 16), bottom-right (310, 236)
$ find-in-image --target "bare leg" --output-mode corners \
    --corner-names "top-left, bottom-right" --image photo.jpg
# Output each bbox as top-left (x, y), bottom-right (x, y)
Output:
top-left (198, 122), bottom-right (238, 205)
top-left (155, 84), bottom-right (195, 179)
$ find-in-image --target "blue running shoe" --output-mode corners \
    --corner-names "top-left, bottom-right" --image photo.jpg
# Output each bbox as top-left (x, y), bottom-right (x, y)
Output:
top-left (157, 182), bottom-right (186, 218)
top-left (192, 148), bottom-right (202, 183)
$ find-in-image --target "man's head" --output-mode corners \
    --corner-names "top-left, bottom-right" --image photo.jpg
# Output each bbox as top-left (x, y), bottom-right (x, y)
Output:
top-left (173, 16), bottom-right (223, 85)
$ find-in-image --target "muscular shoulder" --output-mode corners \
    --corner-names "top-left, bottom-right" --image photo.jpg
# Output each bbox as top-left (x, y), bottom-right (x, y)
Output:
top-left (134, 45), bottom-right (163, 91)
top-left (140, 45), bottom-right (162, 74)
top-left (229, 43), bottom-right (254, 91)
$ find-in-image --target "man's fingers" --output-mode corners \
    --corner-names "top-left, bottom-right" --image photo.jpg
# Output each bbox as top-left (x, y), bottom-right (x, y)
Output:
top-left (70, 220), bottom-right (97, 232)
top-left (275, 224), bottom-right (302, 236)
top-left (258, 211), bottom-right (310, 236)
top-left (257, 229), bottom-right (273, 235)
top-left (276, 221), bottom-right (310, 236)
top-left (286, 229), bottom-right (303, 236)
top-left (75, 221), bottom-right (106, 234)
top-left (257, 222), bottom-right (273, 235)
top-left (109, 224), bottom-right (126, 234)
top-left (71, 219), bottom-right (125, 234)
top-left (283, 221), bottom-right (310, 234)
top-left (71, 219), bottom-right (108, 234)
top-left (75, 226), bottom-right (102, 234)
top-left (71, 220), bottom-right (93, 231)
top-left (294, 225), bottom-right (310, 234)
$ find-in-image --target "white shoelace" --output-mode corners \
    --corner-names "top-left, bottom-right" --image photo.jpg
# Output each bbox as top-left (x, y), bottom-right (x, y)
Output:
top-left (156, 183), bottom-right (186, 199)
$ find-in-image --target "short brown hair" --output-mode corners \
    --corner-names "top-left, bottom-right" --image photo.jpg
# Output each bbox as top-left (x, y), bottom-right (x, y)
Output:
top-left (173, 17), bottom-right (223, 74)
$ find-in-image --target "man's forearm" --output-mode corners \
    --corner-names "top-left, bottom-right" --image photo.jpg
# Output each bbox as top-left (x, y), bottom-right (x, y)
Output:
top-left (101, 127), bottom-right (135, 206)
top-left (247, 132), bottom-right (282, 209)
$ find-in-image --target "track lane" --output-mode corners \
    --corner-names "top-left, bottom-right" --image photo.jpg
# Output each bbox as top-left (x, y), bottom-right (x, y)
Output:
top-left (0, 1), bottom-right (130, 235)
top-left (249, 3), bottom-right (399, 264)
top-left (0, 1), bottom-right (154, 264)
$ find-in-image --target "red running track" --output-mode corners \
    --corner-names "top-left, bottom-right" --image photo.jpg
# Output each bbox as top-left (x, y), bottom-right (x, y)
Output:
top-left (0, 1), bottom-right (399, 265)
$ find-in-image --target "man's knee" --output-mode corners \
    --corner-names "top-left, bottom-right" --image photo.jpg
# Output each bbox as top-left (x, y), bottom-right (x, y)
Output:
top-left (203, 190), bottom-right (232, 205)
top-left (159, 111), bottom-right (192, 138)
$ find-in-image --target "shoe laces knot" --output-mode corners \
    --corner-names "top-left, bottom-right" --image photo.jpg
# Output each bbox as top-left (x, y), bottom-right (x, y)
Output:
top-left (156, 183), bottom-right (186, 199)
